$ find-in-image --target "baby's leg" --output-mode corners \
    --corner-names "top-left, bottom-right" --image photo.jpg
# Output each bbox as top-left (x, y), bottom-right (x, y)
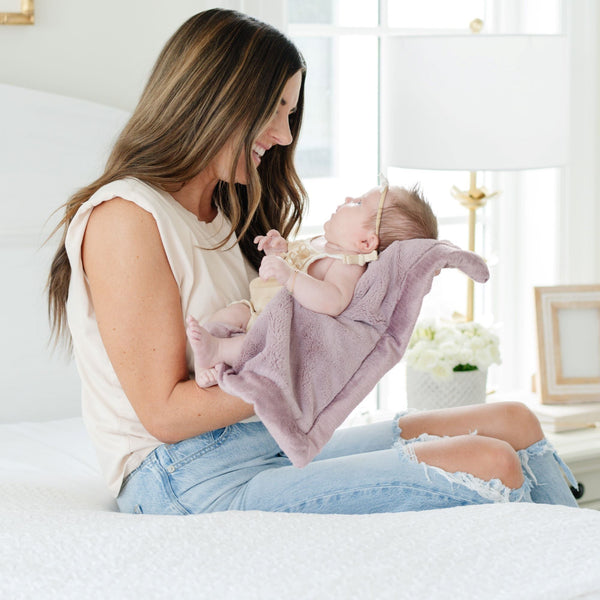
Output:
top-left (186, 316), bottom-right (246, 388)
top-left (207, 302), bottom-right (252, 331)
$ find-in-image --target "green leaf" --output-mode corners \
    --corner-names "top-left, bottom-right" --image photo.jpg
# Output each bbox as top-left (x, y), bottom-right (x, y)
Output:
top-left (453, 364), bottom-right (478, 372)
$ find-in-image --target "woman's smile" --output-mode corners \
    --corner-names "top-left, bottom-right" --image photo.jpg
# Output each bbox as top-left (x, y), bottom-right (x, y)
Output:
top-left (252, 143), bottom-right (267, 166)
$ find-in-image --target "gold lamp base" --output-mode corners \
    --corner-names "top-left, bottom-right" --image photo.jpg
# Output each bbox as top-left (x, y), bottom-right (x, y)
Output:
top-left (451, 171), bottom-right (499, 322)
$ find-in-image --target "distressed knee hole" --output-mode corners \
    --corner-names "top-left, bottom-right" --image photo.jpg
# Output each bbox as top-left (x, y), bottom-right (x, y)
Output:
top-left (395, 439), bottom-right (529, 503)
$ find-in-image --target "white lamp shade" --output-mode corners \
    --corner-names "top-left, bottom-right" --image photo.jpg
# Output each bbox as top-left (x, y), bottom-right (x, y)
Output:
top-left (380, 35), bottom-right (569, 171)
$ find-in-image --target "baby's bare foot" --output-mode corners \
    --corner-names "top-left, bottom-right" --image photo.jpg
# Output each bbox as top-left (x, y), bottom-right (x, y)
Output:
top-left (195, 367), bottom-right (219, 388)
top-left (186, 316), bottom-right (223, 370)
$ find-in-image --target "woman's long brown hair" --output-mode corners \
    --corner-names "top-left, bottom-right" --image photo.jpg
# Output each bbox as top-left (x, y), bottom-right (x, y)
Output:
top-left (47, 9), bottom-right (307, 348)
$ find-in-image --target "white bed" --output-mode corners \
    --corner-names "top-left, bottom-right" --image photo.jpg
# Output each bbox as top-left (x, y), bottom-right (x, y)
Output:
top-left (2, 84), bottom-right (600, 600)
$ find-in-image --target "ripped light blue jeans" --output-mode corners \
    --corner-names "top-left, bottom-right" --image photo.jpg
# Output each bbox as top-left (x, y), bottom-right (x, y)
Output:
top-left (117, 417), bottom-right (578, 515)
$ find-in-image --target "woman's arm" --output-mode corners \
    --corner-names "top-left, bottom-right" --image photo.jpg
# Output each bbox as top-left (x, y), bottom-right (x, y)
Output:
top-left (259, 255), bottom-right (365, 316)
top-left (81, 198), bottom-right (254, 444)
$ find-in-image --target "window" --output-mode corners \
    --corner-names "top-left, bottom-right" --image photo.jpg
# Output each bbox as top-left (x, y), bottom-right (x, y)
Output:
top-left (287, 0), bottom-right (566, 414)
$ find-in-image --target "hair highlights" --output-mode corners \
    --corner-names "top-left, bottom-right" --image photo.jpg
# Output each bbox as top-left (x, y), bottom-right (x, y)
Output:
top-left (47, 9), bottom-right (307, 347)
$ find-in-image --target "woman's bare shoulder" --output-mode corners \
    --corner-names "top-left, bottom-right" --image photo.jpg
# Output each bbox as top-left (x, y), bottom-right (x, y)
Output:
top-left (86, 196), bottom-right (155, 231)
top-left (82, 196), bottom-right (169, 278)
top-left (84, 197), bottom-right (162, 248)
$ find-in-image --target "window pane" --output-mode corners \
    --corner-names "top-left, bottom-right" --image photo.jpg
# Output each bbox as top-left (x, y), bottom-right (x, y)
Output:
top-left (336, 36), bottom-right (378, 185)
top-left (289, 0), bottom-right (377, 26)
top-left (518, 0), bottom-right (563, 34)
top-left (336, 0), bottom-right (378, 27)
top-left (288, 0), bottom-right (333, 25)
top-left (387, 0), bottom-right (485, 30)
top-left (489, 168), bottom-right (561, 392)
top-left (293, 37), bottom-right (333, 178)
top-left (420, 225), bottom-right (474, 318)
top-left (487, 0), bottom-right (564, 34)
top-left (293, 35), bottom-right (378, 232)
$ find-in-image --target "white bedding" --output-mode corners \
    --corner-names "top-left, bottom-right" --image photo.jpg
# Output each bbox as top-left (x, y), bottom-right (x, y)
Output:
top-left (1, 418), bottom-right (600, 600)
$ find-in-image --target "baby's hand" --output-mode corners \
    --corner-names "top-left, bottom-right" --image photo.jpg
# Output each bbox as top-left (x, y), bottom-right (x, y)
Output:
top-left (259, 255), bottom-right (292, 285)
top-left (254, 230), bottom-right (288, 255)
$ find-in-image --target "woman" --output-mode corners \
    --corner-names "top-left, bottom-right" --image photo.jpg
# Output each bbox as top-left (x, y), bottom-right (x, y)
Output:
top-left (47, 8), bottom-right (577, 514)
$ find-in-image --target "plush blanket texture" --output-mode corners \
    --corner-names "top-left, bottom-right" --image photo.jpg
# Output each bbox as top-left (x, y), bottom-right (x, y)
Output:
top-left (218, 239), bottom-right (489, 466)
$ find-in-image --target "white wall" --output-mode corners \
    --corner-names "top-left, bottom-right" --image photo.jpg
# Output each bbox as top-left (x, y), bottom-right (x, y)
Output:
top-left (0, 1), bottom-right (248, 111)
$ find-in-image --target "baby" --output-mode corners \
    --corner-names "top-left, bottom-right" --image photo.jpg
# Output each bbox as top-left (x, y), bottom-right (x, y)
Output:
top-left (187, 181), bottom-right (438, 387)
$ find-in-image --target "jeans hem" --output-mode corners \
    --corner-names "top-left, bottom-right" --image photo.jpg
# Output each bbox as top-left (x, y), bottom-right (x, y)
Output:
top-left (518, 438), bottom-right (579, 489)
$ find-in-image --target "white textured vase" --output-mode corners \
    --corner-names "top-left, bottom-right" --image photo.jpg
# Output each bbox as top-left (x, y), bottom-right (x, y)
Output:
top-left (406, 367), bottom-right (488, 410)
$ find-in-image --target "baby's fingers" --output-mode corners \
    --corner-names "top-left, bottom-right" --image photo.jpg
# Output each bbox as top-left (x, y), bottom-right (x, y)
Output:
top-left (254, 235), bottom-right (268, 251)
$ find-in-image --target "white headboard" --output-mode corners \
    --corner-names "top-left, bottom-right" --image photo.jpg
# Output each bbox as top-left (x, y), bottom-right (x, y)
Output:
top-left (0, 84), bottom-right (129, 422)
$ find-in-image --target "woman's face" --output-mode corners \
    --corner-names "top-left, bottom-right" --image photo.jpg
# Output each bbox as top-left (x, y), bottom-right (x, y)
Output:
top-left (215, 70), bottom-right (303, 184)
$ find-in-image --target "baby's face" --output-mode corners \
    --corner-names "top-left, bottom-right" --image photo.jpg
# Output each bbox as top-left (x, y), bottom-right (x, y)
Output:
top-left (323, 187), bottom-right (381, 251)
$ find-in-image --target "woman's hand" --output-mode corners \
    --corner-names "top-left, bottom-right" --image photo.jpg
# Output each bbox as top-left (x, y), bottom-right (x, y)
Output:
top-left (254, 229), bottom-right (288, 255)
top-left (259, 255), bottom-right (293, 285)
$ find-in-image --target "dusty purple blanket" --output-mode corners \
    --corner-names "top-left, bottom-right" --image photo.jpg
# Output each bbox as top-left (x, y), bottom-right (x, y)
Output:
top-left (216, 238), bottom-right (489, 467)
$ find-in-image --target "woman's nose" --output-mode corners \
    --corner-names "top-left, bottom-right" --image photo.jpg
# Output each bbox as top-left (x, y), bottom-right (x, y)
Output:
top-left (268, 112), bottom-right (293, 146)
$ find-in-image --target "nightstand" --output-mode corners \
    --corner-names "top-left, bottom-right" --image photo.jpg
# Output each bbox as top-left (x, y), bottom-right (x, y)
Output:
top-left (545, 426), bottom-right (600, 510)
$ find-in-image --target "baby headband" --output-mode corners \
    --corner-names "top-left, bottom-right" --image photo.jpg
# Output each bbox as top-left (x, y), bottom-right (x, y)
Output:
top-left (375, 173), bottom-right (389, 238)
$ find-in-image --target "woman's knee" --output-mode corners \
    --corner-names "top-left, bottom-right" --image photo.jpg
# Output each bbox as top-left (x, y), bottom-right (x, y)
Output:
top-left (495, 401), bottom-right (544, 449)
top-left (414, 435), bottom-right (524, 490)
top-left (477, 437), bottom-right (524, 489)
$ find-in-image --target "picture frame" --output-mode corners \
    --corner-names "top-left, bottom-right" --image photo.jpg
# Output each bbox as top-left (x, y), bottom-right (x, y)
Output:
top-left (0, 0), bottom-right (34, 25)
top-left (534, 284), bottom-right (600, 404)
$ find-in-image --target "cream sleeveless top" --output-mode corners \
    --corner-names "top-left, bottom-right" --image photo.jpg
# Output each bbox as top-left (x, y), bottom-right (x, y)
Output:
top-left (65, 178), bottom-right (255, 497)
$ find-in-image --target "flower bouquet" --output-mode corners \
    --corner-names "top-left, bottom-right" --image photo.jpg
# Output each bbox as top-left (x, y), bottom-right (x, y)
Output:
top-left (404, 320), bottom-right (501, 409)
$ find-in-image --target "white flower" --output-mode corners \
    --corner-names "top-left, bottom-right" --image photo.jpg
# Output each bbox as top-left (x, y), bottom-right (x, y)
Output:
top-left (405, 319), bottom-right (501, 380)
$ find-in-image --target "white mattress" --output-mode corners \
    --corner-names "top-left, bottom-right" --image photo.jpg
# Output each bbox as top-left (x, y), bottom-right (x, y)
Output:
top-left (1, 418), bottom-right (600, 599)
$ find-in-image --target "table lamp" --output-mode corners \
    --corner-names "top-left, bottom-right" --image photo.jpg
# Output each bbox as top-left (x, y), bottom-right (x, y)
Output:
top-left (380, 34), bottom-right (568, 320)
